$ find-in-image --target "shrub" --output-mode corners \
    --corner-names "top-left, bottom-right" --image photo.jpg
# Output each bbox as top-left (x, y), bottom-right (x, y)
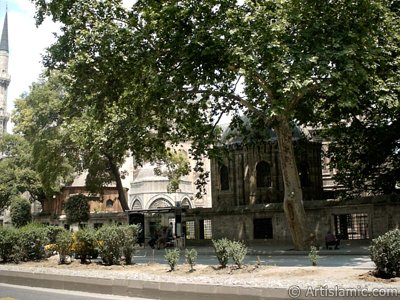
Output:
top-left (16, 223), bottom-right (49, 261)
top-left (96, 225), bottom-right (123, 265)
top-left (55, 230), bottom-right (73, 264)
top-left (0, 227), bottom-right (18, 262)
top-left (119, 225), bottom-right (139, 265)
top-left (10, 196), bottom-right (32, 228)
top-left (370, 229), bottom-right (400, 278)
top-left (73, 228), bottom-right (98, 264)
top-left (47, 226), bottom-right (66, 243)
top-left (212, 238), bottom-right (231, 268)
top-left (229, 240), bottom-right (247, 268)
top-left (165, 248), bottom-right (180, 271)
top-left (64, 194), bottom-right (89, 225)
top-left (308, 246), bottom-right (320, 266)
top-left (185, 248), bottom-right (198, 271)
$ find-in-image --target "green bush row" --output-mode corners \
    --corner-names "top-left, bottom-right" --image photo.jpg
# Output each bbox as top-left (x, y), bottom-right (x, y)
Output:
top-left (0, 223), bottom-right (139, 266)
top-left (0, 223), bottom-right (50, 263)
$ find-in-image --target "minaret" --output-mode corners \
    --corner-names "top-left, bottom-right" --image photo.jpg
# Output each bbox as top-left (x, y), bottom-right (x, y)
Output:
top-left (0, 11), bottom-right (9, 134)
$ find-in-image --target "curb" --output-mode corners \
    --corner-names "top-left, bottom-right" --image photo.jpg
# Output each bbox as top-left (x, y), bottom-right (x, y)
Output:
top-left (0, 269), bottom-right (398, 300)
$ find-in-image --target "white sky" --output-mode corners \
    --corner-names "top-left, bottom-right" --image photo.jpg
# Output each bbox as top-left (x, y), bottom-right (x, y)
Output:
top-left (5, 0), bottom-right (60, 131)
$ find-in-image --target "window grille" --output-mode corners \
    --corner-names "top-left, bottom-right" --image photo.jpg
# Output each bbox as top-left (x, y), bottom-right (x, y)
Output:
top-left (185, 221), bottom-right (195, 239)
top-left (334, 213), bottom-right (369, 240)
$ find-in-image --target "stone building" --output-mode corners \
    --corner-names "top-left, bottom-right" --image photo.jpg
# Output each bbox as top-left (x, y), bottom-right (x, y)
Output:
top-left (34, 172), bottom-right (127, 231)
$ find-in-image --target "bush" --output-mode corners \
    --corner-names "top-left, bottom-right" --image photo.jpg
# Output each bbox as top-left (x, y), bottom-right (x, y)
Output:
top-left (165, 248), bottom-right (180, 271)
top-left (308, 246), bottom-right (320, 266)
top-left (64, 194), bottom-right (90, 225)
top-left (10, 196), bottom-right (32, 228)
top-left (370, 229), bottom-right (400, 278)
top-left (229, 240), bottom-right (247, 268)
top-left (73, 228), bottom-right (98, 264)
top-left (212, 238), bottom-right (248, 268)
top-left (96, 225), bottom-right (123, 265)
top-left (55, 230), bottom-right (73, 264)
top-left (16, 223), bottom-right (49, 261)
top-left (119, 225), bottom-right (139, 265)
top-left (0, 227), bottom-right (19, 262)
top-left (47, 226), bottom-right (66, 243)
top-left (212, 238), bottom-right (231, 268)
top-left (185, 248), bottom-right (198, 271)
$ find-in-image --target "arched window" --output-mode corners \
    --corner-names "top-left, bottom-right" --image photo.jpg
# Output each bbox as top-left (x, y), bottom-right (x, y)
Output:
top-left (181, 197), bottom-right (192, 209)
top-left (220, 165), bottom-right (229, 191)
top-left (256, 161), bottom-right (271, 188)
top-left (149, 198), bottom-right (173, 209)
top-left (106, 199), bottom-right (114, 208)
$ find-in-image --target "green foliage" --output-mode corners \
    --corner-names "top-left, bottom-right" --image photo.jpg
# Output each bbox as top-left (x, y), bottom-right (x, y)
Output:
top-left (73, 228), bottom-right (98, 264)
top-left (119, 225), bottom-right (139, 265)
top-left (229, 240), bottom-right (247, 269)
top-left (185, 248), bottom-right (198, 271)
top-left (10, 196), bottom-right (32, 228)
top-left (308, 246), bottom-right (320, 266)
top-left (0, 134), bottom-right (45, 210)
top-left (32, 0), bottom-right (400, 246)
top-left (64, 194), bottom-right (90, 225)
top-left (55, 229), bottom-right (72, 264)
top-left (47, 225), bottom-right (66, 243)
top-left (12, 73), bottom-right (77, 198)
top-left (154, 150), bottom-right (191, 193)
top-left (370, 229), bottom-right (400, 278)
top-left (212, 238), bottom-right (231, 268)
top-left (96, 225), bottom-right (123, 265)
top-left (212, 238), bottom-right (248, 268)
top-left (164, 248), bottom-right (180, 271)
top-left (16, 223), bottom-right (49, 262)
top-left (0, 227), bottom-right (19, 262)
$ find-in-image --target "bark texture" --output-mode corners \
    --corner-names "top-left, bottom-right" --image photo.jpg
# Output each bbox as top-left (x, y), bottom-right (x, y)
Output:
top-left (106, 154), bottom-right (130, 211)
top-left (275, 115), bottom-right (307, 250)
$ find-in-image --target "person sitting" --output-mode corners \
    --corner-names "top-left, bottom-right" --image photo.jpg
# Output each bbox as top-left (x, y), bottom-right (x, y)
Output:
top-left (325, 230), bottom-right (340, 250)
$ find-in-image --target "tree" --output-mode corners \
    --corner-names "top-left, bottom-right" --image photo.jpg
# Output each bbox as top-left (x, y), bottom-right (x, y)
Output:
top-left (32, 0), bottom-right (399, 249)
top-left (13, 72), bottom-right (132, 211)
top-left (10, 195), bottom-right (32, 228)
top-left (13, 73), bottom-right (78, 198)
top-left (64, 194), bottom-right (90, 225)
top-left (0, 134), bottom-right (45, 210)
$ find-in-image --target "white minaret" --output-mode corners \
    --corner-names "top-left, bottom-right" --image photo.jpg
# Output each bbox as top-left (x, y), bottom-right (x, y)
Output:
top-left (0, 11), bottom-right (9, 134)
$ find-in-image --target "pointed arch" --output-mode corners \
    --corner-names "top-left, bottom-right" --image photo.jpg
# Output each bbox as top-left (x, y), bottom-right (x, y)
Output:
top-left (131, 199), bottom-right (142, 210)
top-left (148, 198), bottom-right (173, 209)
top-left (181, 197), bottom-right (192, 209)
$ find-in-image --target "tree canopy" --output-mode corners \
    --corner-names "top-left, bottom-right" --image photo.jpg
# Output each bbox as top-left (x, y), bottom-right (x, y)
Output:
top-left (32, 0), bottom-right (400, 249)
top-left (0, 134), bottom-right (45, 210)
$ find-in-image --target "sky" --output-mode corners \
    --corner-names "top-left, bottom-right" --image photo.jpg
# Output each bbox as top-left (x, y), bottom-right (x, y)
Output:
top-left (4, 0), bottom-right (60, 130)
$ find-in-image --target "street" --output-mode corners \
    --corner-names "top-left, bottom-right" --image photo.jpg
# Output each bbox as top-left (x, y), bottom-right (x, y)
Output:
top-left (0, 283), bottom-right (154, 300)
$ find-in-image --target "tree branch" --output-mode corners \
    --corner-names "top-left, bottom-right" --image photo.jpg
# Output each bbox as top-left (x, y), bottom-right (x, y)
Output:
top-left (182, 88), bottom-right (266, 121)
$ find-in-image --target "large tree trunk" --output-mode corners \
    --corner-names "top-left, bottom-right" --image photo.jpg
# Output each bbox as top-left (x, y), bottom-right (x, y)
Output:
top-left (106, 154), bottom-right (130, 211)
top-left (274, 115), bottom-right (307, 250)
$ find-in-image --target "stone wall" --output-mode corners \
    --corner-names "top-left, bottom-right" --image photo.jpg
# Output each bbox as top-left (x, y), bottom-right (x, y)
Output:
top-left (185, 195), bottom-right (400, 245)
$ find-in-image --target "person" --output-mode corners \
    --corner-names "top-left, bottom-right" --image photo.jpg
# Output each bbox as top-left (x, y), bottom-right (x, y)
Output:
top-left (156, 227), bottom-right (167, 249)
top-left (148, 231), bottom-right (158, 249)
top-left (325, 230), bottom-right (340, 250)
top-left (166, 222), bottom-right (174, 243)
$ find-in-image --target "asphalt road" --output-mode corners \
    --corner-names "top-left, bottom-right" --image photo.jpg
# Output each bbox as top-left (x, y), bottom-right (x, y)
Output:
top-left (0, 283), bottom-right (154, 300)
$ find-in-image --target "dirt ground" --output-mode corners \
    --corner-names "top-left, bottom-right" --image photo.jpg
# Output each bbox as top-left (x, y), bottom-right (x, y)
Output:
top-left (15, 255), bottom-right (400, 286)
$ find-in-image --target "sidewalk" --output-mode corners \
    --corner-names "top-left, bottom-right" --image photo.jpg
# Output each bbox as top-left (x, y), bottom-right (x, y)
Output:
top-left (138, 239), bottom-right (371, 256)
